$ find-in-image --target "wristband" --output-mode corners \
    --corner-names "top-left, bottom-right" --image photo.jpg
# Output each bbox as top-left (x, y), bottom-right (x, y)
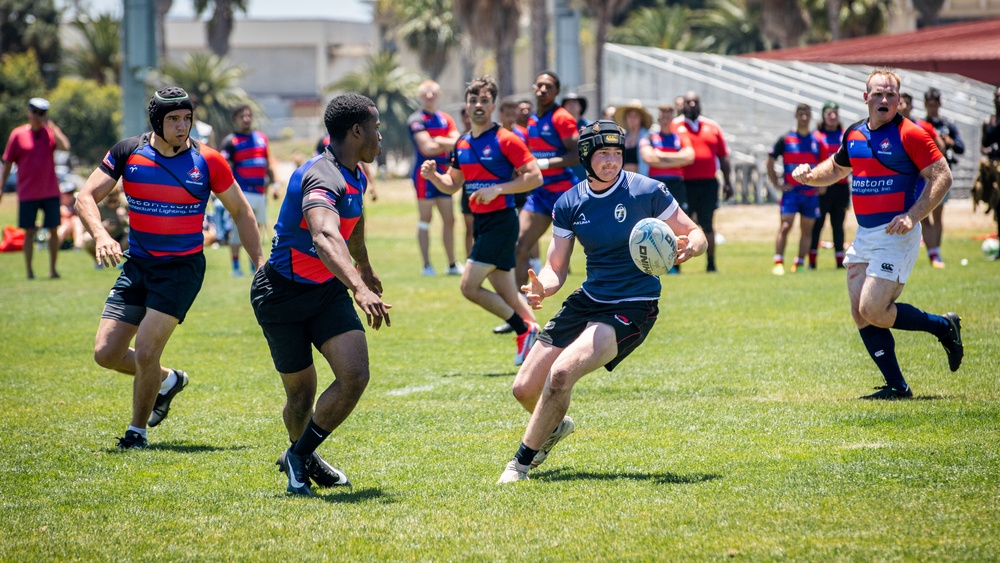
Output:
top-left (536, 158), bottom-right (550, 170)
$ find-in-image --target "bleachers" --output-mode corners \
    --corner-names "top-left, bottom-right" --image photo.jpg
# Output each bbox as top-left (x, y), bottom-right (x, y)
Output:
top-left (604, 44), bottom-right (996, 200)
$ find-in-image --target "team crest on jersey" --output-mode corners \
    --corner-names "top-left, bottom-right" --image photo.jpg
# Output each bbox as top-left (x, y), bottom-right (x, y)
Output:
top-left (482, 144), bottom-right (493, 158)
top-left (542, 123), bottom-right (551, 133)
top-left (879, 138), bottom-right (892, 152)
top-left (614, 204), bottom-right (627, 223)
top-left (188, 166), bottom-right (203, 181)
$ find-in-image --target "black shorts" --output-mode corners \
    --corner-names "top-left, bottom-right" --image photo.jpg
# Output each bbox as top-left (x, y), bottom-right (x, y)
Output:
top-left (537, 289), bottom-right (658, 371)
top-left (684, 178), bottom-right (720, 233)
top-left (460, 186), bottom-right (472, 214)
top-left (470, 208), bottom-right (518, 270)
top-left (19, 197), bottom-right (60, 230)
top-left (102, 253), bottom-right (206, 324)
top-left (654, 177), bottom-right (687, 213)
top-left (513, 190), bottom-right (529, 210)
top-left (250, 263), bottom-right (364, 374)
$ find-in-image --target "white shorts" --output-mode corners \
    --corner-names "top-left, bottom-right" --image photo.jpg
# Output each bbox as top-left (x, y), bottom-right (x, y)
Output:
top-left (228, 191), bottom-right (267, 245)
top-left (844, 223), bottom-right (921, 283)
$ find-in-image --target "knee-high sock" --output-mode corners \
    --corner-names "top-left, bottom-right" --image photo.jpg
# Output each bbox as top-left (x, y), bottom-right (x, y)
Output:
top-left (892, 303), bottom-right (949, 338)
top-left (859, 325), bottom-right (907, 390)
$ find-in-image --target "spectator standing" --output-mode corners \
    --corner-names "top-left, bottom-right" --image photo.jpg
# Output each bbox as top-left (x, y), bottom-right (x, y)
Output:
top-left (614, 99), bottom-right (652, 176)
top-left (973, 86), bottom-right (1000, 242)
top-left (922, 88), bottom-right (965, 268)
top-left (1, 97), bottom-right (71, 279)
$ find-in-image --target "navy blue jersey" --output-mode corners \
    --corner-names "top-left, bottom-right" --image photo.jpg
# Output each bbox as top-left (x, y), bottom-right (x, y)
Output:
top-left (552, 172), bottom-right (678, 302)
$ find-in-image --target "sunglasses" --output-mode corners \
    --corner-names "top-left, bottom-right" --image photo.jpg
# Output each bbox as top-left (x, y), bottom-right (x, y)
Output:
top-left (30, 108), bottom-right (47, 116)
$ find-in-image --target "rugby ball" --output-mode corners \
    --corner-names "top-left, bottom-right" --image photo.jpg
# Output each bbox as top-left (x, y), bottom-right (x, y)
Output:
top-left (629, 218), bottom-right (678, 276)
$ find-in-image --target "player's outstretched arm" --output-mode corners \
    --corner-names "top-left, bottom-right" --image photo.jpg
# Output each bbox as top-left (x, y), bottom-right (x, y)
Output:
top-left (218, 182), bottom-right (266, 270)
top-left (666, 208), bottom-right (707, 264)
top-left (792, 156), bottom-right (850, 187)
top-left (522, 236), bottom-right (573, 309)
top-left (419, 159), bottom-right (461, 195)
top-left (75, 168), bottom-right (122, 268)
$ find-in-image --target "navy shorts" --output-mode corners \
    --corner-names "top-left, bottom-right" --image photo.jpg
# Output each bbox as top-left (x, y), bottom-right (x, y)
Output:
top-left (19, 197), bottom-right (60, 230)
top-left (522, 187), bottom-right (566, 218)
top-left (102, 253), bottom-right (206, 324)
top-left (537, 289), bottom-right (659, 371)
top-left (684, 178), bottom-right (719, 233)
top-left (780, 191), bottom-right (820, 219)
top-left (470, 207), bottom-right (518, 270)
top-left (250, 263), bottom-right (364, 374)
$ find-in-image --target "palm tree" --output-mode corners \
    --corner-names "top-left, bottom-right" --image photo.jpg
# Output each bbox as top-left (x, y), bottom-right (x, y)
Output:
top-left (759, 0), bottom-right (809, 49)
top-left (912, 0), bottom-right (945, 25)
top-left (530, 0), bottom-right (549, 76)
top-left (609, 5), bottom-right (706, 51)
top-left (154, 51), bottom-right (257, 138)
top-left (391, 0), bottom-right (461, 80)
top-left (156, 0), bottom-right (173, 61)
top-left (691, 0), bottom-right (766, 55)
top-left (581, 0), bottom-right (633, 112)
top-left (192, 0), bottom-right (250, 57)
top-left (63, 12), bottom-right (121, 85)
top-left (327, 50), bottom-right (422, 157)
top-left (453, 0), bottom-right (523, 99)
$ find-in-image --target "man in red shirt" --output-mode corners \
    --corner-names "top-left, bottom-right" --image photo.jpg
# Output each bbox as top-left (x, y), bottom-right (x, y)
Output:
top-left (1, 97), bottom-right (71, 279)
top-left (673, 91), bottom-right (733, 272)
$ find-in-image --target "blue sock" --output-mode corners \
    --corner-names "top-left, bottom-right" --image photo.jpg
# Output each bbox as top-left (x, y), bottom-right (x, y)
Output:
top-left (514, 442), bottom-right (537, 466)
top-left (292, 419), bottom-right (330, 457)
top-left (893, 303), bottom-right (949, 338)
top-left (232, 258), bottom-right (240, 270)
top-left (858, 326), bottom-right (908, 390)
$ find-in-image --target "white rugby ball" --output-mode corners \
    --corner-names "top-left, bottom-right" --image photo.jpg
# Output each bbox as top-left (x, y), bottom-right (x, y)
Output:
top-left (629, 218), bottom-right (678, 276)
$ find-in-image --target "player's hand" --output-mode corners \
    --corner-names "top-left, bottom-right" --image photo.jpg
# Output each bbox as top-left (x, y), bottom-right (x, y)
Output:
top-left (358, 263), bottom-right (383, 296)
top-left (885, 213), bottom-right (915, 235)
top-left (471, 186), bottom-right (500, 205)
top-left (521, 269), bottom-right (545, 309)
top-left (674, 235), bottom-right (693, 264)
top-left (791, 164), bottom-right (814, 185)
top-left (94, 233), bottom-right (124, 268)
top-left (354, 287), bottom-right (392, 330)
top-left (722, 183), bottom-right (734, 201)
top-left (419, 160), bottom-right (437, 180)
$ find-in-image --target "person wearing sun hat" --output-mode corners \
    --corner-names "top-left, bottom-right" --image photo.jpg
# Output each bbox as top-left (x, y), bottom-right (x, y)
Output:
top-left (614, 99), bottom-right (652, 175)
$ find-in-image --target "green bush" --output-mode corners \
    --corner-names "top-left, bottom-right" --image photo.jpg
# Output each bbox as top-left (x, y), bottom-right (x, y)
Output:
top-left (0, 51), bottom-right (47, 143)
top-left (47, 77), bottom-right (122, 166)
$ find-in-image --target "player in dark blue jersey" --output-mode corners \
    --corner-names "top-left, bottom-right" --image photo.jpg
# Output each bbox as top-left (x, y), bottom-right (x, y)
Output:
top-left (252, 93), bottom-right (390, 496)
top-left (497, 120), bottom-right (707, 483)
top-left (75, 86), bottom-right (264, 450)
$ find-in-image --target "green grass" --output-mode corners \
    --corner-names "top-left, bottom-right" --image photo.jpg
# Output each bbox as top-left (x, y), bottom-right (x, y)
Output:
top-left (1, 188), bottom-right (998, 560)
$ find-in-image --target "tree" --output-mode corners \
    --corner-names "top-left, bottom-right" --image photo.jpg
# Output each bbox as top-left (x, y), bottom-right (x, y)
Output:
top-left (326, 50), bottom-right (422, 158)
top-left (154, 51), bottom-right (257, 139)
top-left (530, 0), bottom-right (549, 76)
top-left (609, 5), bottom-right (706, 51)
top-left (0, 50), bottom-right (46, 144)
top-left (912, 0), bottom-right (945, 26)
top-left (581, 0), bottom-right (633, 112)
top-left (47, 77), bottom-right (121, 165)
top-left (0, 0), bottom-right (62, 87)
top-left (691, 0), bottom-right (766, 54)
top-left (63, 12), bottom-right (121, 86)
top-left (192, 0), bottom-right (250, 57)
top-left (453, 0), bottom-right (523, 99)
top-left (386, 0), bottom-right (461, 80)
top-left (759, 0), bottom-right (809, 49)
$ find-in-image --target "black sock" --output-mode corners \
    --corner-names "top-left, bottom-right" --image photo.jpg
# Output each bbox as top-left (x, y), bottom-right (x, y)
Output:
top-left (507, 313), bottom-right (529, 335)
top-left (893, 303), bottom-right (949, 338)
top-left (514, 442), bottom-right (538, 466)
top-left (859, 326), bottom-right (908, 390)
top-left (291, 419), bottom-right (330, 457)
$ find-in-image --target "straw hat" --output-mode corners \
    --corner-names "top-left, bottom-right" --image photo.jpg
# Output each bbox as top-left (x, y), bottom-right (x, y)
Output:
top-left (614, 99), bottom-right (652, 130)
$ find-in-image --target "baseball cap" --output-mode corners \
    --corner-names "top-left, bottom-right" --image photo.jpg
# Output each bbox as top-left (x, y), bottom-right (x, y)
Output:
top-left (28, 97), bottom-right (50, 111)
top-left (822, 101), bottom-right (839, 112)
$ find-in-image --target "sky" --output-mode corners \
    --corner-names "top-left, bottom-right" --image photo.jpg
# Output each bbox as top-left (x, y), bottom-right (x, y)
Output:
top-left (67, 0), bottom-right (373, 22)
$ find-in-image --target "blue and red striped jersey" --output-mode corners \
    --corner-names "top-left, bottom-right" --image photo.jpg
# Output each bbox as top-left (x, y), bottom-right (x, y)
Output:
top-left (770, 130), bottom-right (822, 195)
top-left (221, 130), bottom-right (270, 195)
top-left (99, 134), bottom-right (233, 259)
top-left (267, 148), bottom-right (367, 285)
top-left (834, 114), bottom-right (943, 228)
top-left (451, 124), bottom-right (534, 214)
top-left (527, 106), bottom-right (579, 192)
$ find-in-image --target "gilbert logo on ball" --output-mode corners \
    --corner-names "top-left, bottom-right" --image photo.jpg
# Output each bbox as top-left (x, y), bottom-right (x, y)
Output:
top-left (629, 218), bottom-right (677, 276)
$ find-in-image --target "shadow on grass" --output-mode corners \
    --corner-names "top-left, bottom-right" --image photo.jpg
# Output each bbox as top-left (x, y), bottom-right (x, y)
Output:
top-left (441, 371), bottom-right (516, 378)
top-left (103, 443), bottom-right (253, 454)
top-left (534, 468), bottom-right (722, 485)
top-left (312, 487), bottom-right (396, 504)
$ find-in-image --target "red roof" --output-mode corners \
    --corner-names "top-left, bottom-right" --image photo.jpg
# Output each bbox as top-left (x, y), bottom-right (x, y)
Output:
top-left (747, 18), bottom-right (1000, 85)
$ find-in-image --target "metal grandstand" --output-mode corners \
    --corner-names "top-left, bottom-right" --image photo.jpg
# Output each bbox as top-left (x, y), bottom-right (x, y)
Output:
top-left (603, 44), bottom-right (996, 202)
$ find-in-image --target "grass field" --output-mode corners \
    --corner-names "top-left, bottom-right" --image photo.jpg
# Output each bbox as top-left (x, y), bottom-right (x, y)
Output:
top-left (1, 180), bottom-right (998, 560)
